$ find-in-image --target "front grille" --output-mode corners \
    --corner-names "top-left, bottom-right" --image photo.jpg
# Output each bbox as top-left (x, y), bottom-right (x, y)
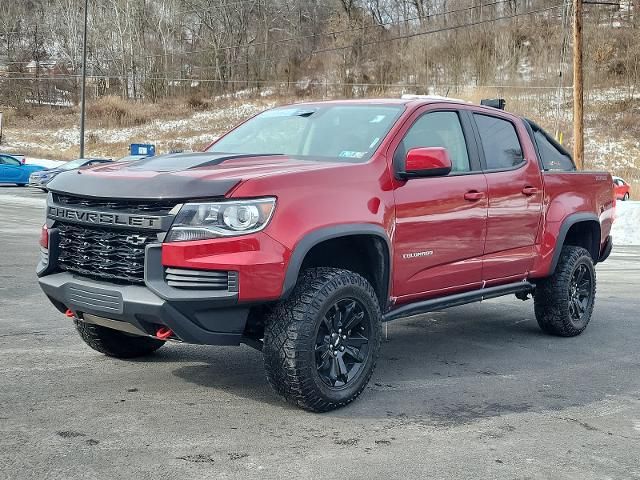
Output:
top-left (164, 267), bottom-right (238, 291)
top-left (57, 223), bottom-right (157, 284)
top-left (53, 193), bottom-right (176, 216)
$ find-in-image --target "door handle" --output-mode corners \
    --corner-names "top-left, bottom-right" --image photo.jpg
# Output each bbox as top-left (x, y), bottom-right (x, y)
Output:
top-left (522, 186), bottom-right (539, 196)
top-left (464, 191), bottom-right (485, 201)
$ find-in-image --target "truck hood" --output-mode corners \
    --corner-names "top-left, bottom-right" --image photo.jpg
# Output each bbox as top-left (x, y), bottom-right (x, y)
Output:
top-left (46, 152), bottom-right (346, 200)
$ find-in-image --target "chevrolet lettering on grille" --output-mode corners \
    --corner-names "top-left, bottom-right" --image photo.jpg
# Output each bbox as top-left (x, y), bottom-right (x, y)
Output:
top-left (47, 205), bottom-right (165, 230)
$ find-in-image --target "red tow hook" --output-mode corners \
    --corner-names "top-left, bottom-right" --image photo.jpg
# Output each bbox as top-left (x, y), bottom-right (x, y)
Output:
top-left (156, 327), bottom-right (173, 340)
top-left (65, 309), bottom-right (75, 318)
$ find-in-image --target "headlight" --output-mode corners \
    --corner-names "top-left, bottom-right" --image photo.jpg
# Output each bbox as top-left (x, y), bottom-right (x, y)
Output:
top-left (166, 197), bottom-right (276, 242)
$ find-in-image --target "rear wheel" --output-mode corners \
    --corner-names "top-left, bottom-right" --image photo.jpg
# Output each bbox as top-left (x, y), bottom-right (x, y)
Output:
top-left (74, 319), bottom-right (165, 358)
top-left (263, 268), bottom-right (382, 412)
top-left (623, 192), bottom-right (630, 201)
top-left (534, 246), bottom-right (596, 337)
top-left (16, 183), bottom-right (26, 187)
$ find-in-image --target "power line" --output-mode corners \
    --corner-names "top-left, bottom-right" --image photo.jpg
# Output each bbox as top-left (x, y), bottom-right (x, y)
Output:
top-left (0, 75), bottom-right (576, 89)
top-left (2, 0), bottom-right (521, 71)
top-left (3, 0), bottom-right (565, 73)
top-left (1, 3), bottom-right (564, 82)
top-left (174, 0), bottom-right (262, 16)
top-left (142, 0), bottom-right (517, 59)
top-left (312, 4), bottom-right (565, 55)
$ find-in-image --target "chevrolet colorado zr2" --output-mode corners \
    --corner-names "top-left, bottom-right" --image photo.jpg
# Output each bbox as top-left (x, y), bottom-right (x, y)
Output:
top-left (37, 97), bottom-right (615, 412)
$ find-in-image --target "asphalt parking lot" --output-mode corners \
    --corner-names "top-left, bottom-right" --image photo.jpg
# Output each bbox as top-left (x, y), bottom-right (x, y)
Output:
top-left (1, 186), bottom-right (639, 480)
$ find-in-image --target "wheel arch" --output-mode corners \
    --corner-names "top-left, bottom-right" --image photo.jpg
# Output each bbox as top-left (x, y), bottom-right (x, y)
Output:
top-left (281, 224), bottom-right (392, 311)
top-left (549, 213), bottom-right (601, 273)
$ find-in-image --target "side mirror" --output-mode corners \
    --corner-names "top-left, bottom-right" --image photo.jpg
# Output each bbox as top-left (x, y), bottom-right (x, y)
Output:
top-left (399, 147), bottom-right (452, 179)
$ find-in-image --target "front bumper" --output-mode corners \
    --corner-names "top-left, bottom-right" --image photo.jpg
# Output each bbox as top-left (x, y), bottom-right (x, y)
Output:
top-left (37, 198), bottom-right (290, 345)
top-left (38, 242), bottom-right (251, 345)
top-left (29, 176), bottom-right (50, 188)
top-left (39, 272), bottom-right (249, 345)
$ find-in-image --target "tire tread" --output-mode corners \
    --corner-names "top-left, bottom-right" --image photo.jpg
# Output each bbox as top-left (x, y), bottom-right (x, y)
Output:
top-left (263, 267), bottom-right (382, 412)
top-left (74, 319), bottom-right (165, 358)
top-left (534, 246), bottom-right (596, 337)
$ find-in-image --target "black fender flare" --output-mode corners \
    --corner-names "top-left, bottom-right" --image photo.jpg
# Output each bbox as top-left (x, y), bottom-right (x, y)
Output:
top-left (549, 212), bottom-right (601, 274)
top-left (281, 224), bottom-right (392, 307)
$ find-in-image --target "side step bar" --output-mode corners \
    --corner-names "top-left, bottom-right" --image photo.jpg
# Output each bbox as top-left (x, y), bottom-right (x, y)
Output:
top-left (383, 281), bottom-right (535, 322)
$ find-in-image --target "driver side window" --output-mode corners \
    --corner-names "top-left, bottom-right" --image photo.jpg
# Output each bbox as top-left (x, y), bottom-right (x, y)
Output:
top-left (0, 155), bottom-right (20, 166)
top-left (396, 111), bottom-right (470, 173)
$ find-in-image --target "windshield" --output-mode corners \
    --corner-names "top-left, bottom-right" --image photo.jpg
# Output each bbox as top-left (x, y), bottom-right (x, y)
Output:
top-left (60, 159), bottom-right (89, 170)
top-left (207, 104), bottom-right (404, 162)
top-left (118, 155), bottom-right (146, 162)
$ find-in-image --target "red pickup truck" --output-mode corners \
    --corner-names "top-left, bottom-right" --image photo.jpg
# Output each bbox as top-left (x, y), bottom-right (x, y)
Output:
top-left (37, 97), bottom-right (615, 411)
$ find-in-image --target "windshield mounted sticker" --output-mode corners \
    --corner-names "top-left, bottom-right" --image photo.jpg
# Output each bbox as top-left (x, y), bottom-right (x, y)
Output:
top-left (338, 151), bottom-right (366, 159)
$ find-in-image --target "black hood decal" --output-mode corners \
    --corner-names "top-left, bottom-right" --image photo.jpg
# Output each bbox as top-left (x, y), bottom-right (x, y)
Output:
top-left (124, 152), bottom-right (280, 172)
top-left (45, 152), bottom-right (253, 200)
top-left (47, 173), bottom-right (239, 200)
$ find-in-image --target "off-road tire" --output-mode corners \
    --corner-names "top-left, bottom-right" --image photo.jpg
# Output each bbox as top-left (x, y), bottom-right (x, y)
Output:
top-left (263, 268), bottom-right (382, 412)
top-left (534, 246), bottom-right (596, 337)
top-left (74, 319), bottom-right (165, 358)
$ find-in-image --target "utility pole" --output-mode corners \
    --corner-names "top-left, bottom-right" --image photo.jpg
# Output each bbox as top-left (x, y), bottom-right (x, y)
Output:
top-left (79, 0), bottom-right (89, 158)
top-left (572, 0), bottom-right (584, 169)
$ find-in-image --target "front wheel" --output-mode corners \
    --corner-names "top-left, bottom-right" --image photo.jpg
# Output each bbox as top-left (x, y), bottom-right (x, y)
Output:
top-left (534, 246), bottom-right (596, 337)
top-left (263, 268), bottom-right (382, 412)
top-left (623, 192), bottom-right (630, 201)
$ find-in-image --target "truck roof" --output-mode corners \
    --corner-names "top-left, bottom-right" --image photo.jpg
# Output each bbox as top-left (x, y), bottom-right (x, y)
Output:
top-left (286, 96), bottom-right (496, 111)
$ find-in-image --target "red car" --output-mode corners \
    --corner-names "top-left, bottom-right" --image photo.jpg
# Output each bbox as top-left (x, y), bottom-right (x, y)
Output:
top-left (37, 97), bottom-right (615, 411)
top-left (613, 176), bottom-right (631, 201)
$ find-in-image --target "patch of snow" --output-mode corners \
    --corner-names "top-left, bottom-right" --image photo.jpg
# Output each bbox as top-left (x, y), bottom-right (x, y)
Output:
top-left (586, 87), bottom-right (640, 103)
top-left (584, 128), bottom-right (640, 172)
top-left (517, 59), bottom-right (532, 82)
top-left (26, 158), bottom-right (65, 168)
top-left (612, 201), bottom-right (640, 246)
top-left (2, 102), bottom-right (272, 154)
top-left (24, 98), bottom-right (73, 107)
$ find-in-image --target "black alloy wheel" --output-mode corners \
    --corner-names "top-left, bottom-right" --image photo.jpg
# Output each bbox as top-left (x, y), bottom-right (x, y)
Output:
top-left (314, 298), bottom-right (371, 389)
top-left (568, 263), bottom-right (594, 325)
top-left (534, 246), bottom-right (597, 337)
top-left (263, 267), bottom-right (382, 411)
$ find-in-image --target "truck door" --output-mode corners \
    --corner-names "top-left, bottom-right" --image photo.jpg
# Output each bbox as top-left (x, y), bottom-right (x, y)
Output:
top-left (391, 106), bottom-right (488, 301)
top-left (471, 112), bottom-right (543, 282)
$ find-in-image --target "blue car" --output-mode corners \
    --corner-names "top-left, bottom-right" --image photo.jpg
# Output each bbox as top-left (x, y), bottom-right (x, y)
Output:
top-left (0, 154), bottom-right (46, 187)
top-left (28, 157), bottom-right (112, 190)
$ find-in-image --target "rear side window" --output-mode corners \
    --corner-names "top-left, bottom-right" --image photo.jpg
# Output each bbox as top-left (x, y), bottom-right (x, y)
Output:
top-left (474, 114), bottom-right (524, 170)
top-left (534, 130), bottom-right (575, 171)
top-left (397, 111), bottom-right (470, 173)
